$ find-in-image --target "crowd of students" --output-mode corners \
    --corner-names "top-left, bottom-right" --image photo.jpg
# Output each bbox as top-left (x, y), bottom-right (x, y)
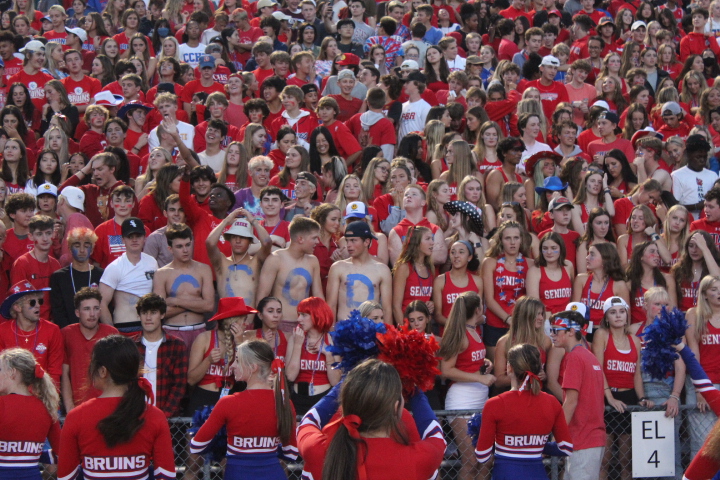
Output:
top-left (6, 0), bottom-right (720, 477)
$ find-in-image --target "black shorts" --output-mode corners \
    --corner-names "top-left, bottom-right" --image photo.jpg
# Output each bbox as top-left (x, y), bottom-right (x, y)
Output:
top-left (483, 324), bottom-right (509, 347)
top-left (605, 389), bottom-right (639, 434)
top-left (184, 387), bottom-right (221, 417)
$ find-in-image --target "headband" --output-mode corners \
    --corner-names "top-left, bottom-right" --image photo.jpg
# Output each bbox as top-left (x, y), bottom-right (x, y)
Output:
top-left (552, 317), bottom-right (593, 335)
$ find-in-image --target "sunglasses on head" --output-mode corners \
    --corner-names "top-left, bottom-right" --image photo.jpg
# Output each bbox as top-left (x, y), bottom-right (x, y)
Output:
top-left (27, 298), bottom-right (44, 307)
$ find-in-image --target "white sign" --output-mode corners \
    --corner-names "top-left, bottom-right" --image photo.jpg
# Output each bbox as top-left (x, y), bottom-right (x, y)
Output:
top-left (632, 411), bottom-right (675, 478)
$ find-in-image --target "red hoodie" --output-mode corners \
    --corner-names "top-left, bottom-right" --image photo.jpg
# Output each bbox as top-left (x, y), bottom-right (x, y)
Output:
top-left (680, 32), bottom-right (720, 62)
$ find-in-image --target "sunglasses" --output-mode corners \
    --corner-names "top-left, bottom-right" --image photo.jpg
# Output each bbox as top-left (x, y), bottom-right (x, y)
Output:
top-left (502, 202), bottom-right (521, 207)
top-left (27, 298), bottom-right (44, 307)
top-left (549, 327), bottom-right (566, 335)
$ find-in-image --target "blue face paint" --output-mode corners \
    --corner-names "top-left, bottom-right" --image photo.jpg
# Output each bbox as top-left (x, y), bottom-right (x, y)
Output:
top-left (282, 268), bottom-right (312, 306)
top-left (71, 245), bottom-right (92, 262)
top-left (170, 274), bottom-right (200, 297)
top-left (346, 273), bottom-right (375, 309)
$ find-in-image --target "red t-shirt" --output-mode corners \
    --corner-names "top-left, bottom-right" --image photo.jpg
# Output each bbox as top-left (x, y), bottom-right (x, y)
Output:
top-left (10, 252), bottom-right (61, 321)
top-left (2, 56), bottom-right (23, 81)
top-left (327, 95), bottom-right (363, 123)
top-left (79, 130), bottom-right (108, 158)
top-left (180, 80), bottom-right (226, 105)
top-left (587, 137), bottom-right (635, 164)
top-left (345, 113), bottom-right (397, 149)
top-left (193, 65), bottom-right (232, 84)
top-left (3, 229), bottom-right (34, 274)
top-left (45, 30), bottom-right (69, 49)
top-left (523, 80), bottom-right (570, 122)
top-left (61, 323), bottom-right (119, 405)
top-left (237, 26), bottom-right (263, 65)
top-left (561, 346), bottom-right (606, 451)
top-left (498, 38), bottom-right (520, 61)
top-left (690, 218), bottom-right (720, 251)
top-left (124, 129), bottom-right (150, 162)
top-left (61, 75), bottom-right (102, 107)
top-left (253, 67), bottom-right (275, 86)
top-left (323, 120), bottom-right (362, 161)
top-left (0, 319), bottom-right (64, 385)
top-left (538, 228), bottom-right (580, 265)
top-left (259, 219), bottom-right (291, 244)
top-left (7, 70), bottom-right (54, 111)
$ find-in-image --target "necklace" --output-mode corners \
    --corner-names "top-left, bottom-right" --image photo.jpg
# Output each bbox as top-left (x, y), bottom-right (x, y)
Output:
top-left (230, 251), bottom-right (249, 282)
top-left (70, 264), bottom-right (92, 295)
top-left (13, 322), bottom-right (39, 348)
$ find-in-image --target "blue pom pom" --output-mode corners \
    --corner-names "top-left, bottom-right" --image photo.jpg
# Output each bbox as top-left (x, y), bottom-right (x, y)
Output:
top-left (190, 405), bottom-right (227, 461)
top-left (328, 310), bottom-right (387, 373)
top-left (640, 306), bottom-right (688, 381)
top-left (467, 413), bottom-right (482, 447)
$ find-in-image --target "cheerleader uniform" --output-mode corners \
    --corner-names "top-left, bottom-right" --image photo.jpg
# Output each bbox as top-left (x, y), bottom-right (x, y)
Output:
top-left (0, 395), bottom-right (60, 480)
top-left (291, 334), bottom-right (331, 416)
top-left (475, 390), bottom-right (572, 479)
top-left (297, 385), bottom-right (445, 480)
top-left (190, 390), bottom-right (299, 480)
top-left (255, 328), bottom-right (288, 361)
top-left (445, 329), bottom-right (489, 410)
top-left (185, 329), bottom-right (234, 415)
top-left (400, 264), bottom-right (433, 313)
top-left (538, 267), bottom-right (572, 315)
top-left (580, 276), bottom-right (615, 325)
top-left (485, 255), bottom-right (527, 345)
top-left (603, 334), bottom-right (639, 434)
top-left (58, 397), bottom-right (175, 480)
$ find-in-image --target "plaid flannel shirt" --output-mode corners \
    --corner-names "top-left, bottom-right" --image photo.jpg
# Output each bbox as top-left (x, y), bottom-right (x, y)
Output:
top-left (133, 332), bottom-right (188, 418)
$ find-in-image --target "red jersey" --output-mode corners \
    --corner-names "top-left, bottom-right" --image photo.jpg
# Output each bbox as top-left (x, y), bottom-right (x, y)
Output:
top-left (296, 334), bottom-right (331, 386)
top-left (455, 329), bottom-right (486, 373)
top-left (189, 389), bottom-right (298, 461)
top-left (562, 345), bottom-right (606, 450)
top-left (630, 285), bottom-right (649, 324)
top-left (198, 329), bottom-right (234, 389)
top-left (476, 390), bottom-right (573, 463)
top-left (401, 263), bottom-right (434, 313)
top-left (7, 70), bottom-right (54, 111)
top-left (495, 166), bottom-right (523, 184)
top-left (58, 396), bottom-right (175, 480)
top-left (62, 323), bottom-right (119, 405)
top-left (0, 394), bottom-right (61, 469)
top-left (603, 333), bottom-right (637, 389)
top-left (179, 180), bottom-right (232, 267)
top-left (537, 266), bottom-right (573, 315)
top-left (61, 75), bottom-right (102, 106)
top-left (269, 175), bottom-right (297, 200)
top-left (486, 255), bottom-right (528, 328)
top-left (581, 277), bottom-right (616, 325)
top-left (10, 252), bottom-right (61, 320)
top-left (180, 79), bottom-right (225, 105)
top-left (538, 229), bottom-right (580, 265)
top-left (440, 272), bottom-right (480, 319)
top-left (0, 319), bottom-right (63, 385)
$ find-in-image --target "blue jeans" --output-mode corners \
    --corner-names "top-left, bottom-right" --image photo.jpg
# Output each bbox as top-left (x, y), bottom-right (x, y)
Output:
top-left (685, 376), bottom-right (719, 458)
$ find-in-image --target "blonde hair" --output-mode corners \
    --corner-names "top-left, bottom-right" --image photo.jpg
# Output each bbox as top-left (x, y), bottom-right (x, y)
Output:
top-left (446, 140), bottom-right (477, 185)
top-left (695, 276), bottom-right (720, 337)
top-left (438, 291), bottom-right (482, 359)
top-left (503, 296), bottom-right (546, 354)
top-left (0, 348), bottom-right (59, 421)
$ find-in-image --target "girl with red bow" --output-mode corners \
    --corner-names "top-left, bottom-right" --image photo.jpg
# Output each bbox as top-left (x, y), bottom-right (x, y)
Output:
top-left (0, 348), bottom-right (60, 480)
top-left (190, 340), bottom-right (297, 479)
top-left (58, 335), bottom-right (175, 480)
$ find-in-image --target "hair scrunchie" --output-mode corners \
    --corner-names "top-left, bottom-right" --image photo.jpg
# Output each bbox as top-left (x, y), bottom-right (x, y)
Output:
top-left (137, 377), bottom-right (155, 405)
top-left (34, 364), bottom-right (45, 379)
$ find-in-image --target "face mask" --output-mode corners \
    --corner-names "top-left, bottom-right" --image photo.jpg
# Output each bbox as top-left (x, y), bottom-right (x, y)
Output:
top-left (156, 27), bottom-right (169, 37)
top-left (704, 57), bottom-right (716, 67)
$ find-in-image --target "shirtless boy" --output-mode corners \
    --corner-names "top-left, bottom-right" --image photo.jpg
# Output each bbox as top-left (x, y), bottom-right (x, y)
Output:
top-left (257, 216), bottom-right (324, 332)
top-left (326, 222), bottom-right (392, 322)
top-left (152, 223), bottom-right (214, 347)
top-left (207, 207), bottom-right (272, 306)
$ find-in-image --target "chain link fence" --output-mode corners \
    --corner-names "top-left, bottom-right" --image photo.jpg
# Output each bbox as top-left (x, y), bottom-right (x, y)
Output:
top-left (159, 404), bottom-right (715, 480)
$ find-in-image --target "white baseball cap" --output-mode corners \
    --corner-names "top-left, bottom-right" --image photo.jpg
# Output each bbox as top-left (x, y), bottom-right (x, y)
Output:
top-left (36, 183), bottom-right (58, 198)
top-left (603, 296), bottom-right (630, 314)
top-left (257, 0), bottom-right (275, 8)
top-left (401, 59), bottom-right (419, 70)
top-left (65, 27), bottom-right (88, 43)
top-left (344, 201), bottom-right (368, 219)
top-left (593, 100), bottom-right (610, 111)
top-left (565, 302), bottom-right (587, 318)
top-left (61, 186), bottom-right (85, 211)
top-left (19, 40), bottom-right (45, 54)
top-left (272, 11), bottom-right (291, 21)
top-left (540, 55), bottom-right (560, 67)
top-left (224, 219), bottom-right (258, 243)
top-left (631, 20), bottom-right (647, 31)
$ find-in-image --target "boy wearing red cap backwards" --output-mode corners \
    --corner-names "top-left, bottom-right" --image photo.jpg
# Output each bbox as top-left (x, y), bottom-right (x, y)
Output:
top-left (550, 310), bottom-right (605, 480)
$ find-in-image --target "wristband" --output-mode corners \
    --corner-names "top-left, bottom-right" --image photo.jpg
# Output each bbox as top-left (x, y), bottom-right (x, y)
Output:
top-left (639, 397), bottom-right (647, 402)
top-left (669, 394), bottom-right (680, 402)
top-left (651, 233), bottom-right (660, 242)
top-left (603, 189), bottom-right (611, 194)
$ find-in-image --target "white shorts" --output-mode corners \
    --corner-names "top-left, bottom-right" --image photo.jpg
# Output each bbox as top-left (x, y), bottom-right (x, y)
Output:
top-left (565, 446), bottom-right (605, 480)
top-left (445, 382), bottom-right (489, 411)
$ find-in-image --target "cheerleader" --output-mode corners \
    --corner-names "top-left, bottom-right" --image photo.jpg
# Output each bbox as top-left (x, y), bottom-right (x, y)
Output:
top-left (571, 243), bottom-right (630, 326)
top-left (591, 296), bottom-right (651, 480)
top-left (432, 240), bottom-right (483, 329)
top-left (244, 297), bottom-right (289, 361)
top-left (493, 296), bottom-right (552, 391)
top-left (190, 340), bottom-right (297, 479)
top-left (671, 231), bottom-right (720, 313)
top-left (0, 348), bottom-right (60, 480)
top-left (438, 291), bottom-right (496, 480)
top-left (481, 220), bottom-right (529, 363)
top-left (475, 344), bottom-right (573, 479)
top-left (298, 359), bottom-right (446, 480)
top-left (285, 297), bottom-right (341, 416)
top-left (392, 226), bottom-right (436, 325)
top-left (526, 232), bottom-right (574, 316)
top-left (684, 275), bottom-right (720, 458)
top-left (58, 335), bottom-right (175, 480)
top-left (626, 241), bottom-right (677, 324)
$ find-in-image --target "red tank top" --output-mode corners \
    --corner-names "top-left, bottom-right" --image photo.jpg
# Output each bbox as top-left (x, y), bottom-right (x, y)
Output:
top-left (631, 286), bottom-right (648, 325)
top-left (679, 279), bottom-right (700, 312)
top-left (486, 255), bottom-right (528, 329)
top-left (626, 233), bottom-right (635, 260)
top-left (401, 264), bottom-right (434, 312)
top-left (581, 276), bottom-right (616, 324)
top-left (448, 182), bottom-right (458, 200)
top-left (198, 330), bottom-right (234, 388)
top-left (539, 266), bottom-right (572, 315)
top-left (496, 166), bottom-right (523, 184)
top-left (603, 333), bottom-right (637, 389)
top-left (455, 329), bottom-right (486, 374)
top-left (699, 321), bottom-right (720, 383)
top-left (580, 203), bottom-right (590, 224)
top-left (296, 334), bottom-right (330, 386)
top-left (478, 158), bottom-right (501, 176)
top-left (441, 272), bottom-right (480, 319)
top-left (660, 250), bottom-right (679, 274)
top-left (255, 328), bottom-right (288, 361)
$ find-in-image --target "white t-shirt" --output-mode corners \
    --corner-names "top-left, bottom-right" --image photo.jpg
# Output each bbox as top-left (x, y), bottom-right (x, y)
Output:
top-left (142, 336), bottom-right (162, 403)
top-left (398, 98), bottom-right (431, 141)
top-left (100, 252), bottom-right (158, 297)
top-left (519, 140), bottom-right (552, 175)
top-left (672, 166), bottom-right (719, 218)
top-left (198, 149), bottom-right (226, 173)
top-left (178, 43), bottom-right (207, 69)
top-left (148, 120), bottom-right (194, 150)
top-left (446, 55), bottom-right (466, 72)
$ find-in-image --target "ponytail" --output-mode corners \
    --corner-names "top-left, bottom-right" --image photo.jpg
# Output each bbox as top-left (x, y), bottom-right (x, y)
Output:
top-left (438, 291), bottom-right (482, 359)
top-left (32, 367), bottom-right (60, 422)
top-left (271, 358), bottom-right (295, 445)
top-left (98, 378), bottom-right (147, 447)
top-left (507, 343), bottom-right (543, 396)
top-left (0, 349), bottom-right (60, 422)
top-left (323, 422), bottom-right (362, 480)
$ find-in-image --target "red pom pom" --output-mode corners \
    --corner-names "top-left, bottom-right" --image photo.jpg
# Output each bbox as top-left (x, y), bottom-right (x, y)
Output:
top-left (377, 325), bottom-right (439, 399)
